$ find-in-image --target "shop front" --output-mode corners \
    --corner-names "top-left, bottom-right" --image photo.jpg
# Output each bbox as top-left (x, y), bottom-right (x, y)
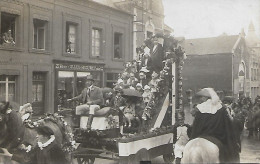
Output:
top-left (54, 60), bottom-right (105, 111)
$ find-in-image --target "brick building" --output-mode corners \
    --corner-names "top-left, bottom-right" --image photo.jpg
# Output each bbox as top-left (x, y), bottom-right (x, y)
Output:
top-left (182, 33), bottom-right (250, 101)
top-left (246, 22), bottom-right (260, 100)
top-left (0, 0), bottom-right (133, 115)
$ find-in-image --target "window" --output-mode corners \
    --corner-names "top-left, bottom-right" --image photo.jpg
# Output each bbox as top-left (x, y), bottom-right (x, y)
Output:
top-left (114, 32), bottom-right (123, 59)
top-left (0, 75), bottom-right (16, 102)
top-left (106, 73), bottom-right (119, 88)
top-left (57, 71), bottom-right (101, 109)
top-left (92, 28), bottom-right (102, 57)
top-left (147, 31), bottom-right (153, 39)
top-left (0, 12), bottom-right (16, 46)
top-left (66, 23), bottom-right (77, 54)
top-left (32, 72), bottom-right (46, 116)
top-left (33, 19), bottom-right (48, 50)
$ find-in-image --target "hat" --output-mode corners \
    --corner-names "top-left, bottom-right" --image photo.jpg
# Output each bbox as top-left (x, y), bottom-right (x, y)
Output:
top-left (139, 72), bottom-right (146, 76)
top-left (114, 87), bottom-right (123, 93)
top-left (151, 71), bottom-right (158, 78)
top-left (140, 67), bottom-right (149, 73)
top-left (86, 75), bottom-right (94, 81)
top-left (196, 88), bottom-right (211, 98)
top-left (19, 103), bottom-right (32, 113)
top-left (117, 79), bottom-right (123, 84)
top-left (196, 88), bottom-right (222, 114)
top-left (144, 85), bottom-right (150, 90)
top-left (136, 83), bottom-right (143, 88)
top-left (222, 96), bottom-right (234, 104)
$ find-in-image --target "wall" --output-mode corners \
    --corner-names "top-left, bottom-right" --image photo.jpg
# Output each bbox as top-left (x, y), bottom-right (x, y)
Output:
top-left (0, 0), bottom-right (133, 113)
top-left (182, 54), bottom-right (233, 102)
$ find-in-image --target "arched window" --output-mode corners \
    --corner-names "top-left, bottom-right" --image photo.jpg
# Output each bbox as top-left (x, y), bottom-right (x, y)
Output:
top-left (145, 20), bottom-right (155, 39)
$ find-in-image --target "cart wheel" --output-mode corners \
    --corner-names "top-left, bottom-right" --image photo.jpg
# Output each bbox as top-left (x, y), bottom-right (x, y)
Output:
top-left (163, 153), bottom-right (175, 163)
top-left (76, 157), bottom-right (95, 164)
top-left (133, 148), bottom-right (150, 163)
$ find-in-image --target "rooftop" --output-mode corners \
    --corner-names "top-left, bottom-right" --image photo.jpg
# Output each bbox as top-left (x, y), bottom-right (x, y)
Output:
top-left (183, 35), bottom-right (239, 55)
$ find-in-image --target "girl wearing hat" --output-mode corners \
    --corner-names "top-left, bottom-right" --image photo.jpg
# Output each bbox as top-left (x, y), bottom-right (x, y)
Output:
top-left (142, 85), bottom-right (152, 105)
top-left (190, 88), bottom-right (240, 163)
top-left (135, 83), bottom-right (143, 94)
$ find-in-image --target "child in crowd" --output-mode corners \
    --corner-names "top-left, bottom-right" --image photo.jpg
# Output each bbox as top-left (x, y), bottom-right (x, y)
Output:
top-left (136, 83), bottom-right (143, 94)
top-left (142, 85), bottom-right (152, 105)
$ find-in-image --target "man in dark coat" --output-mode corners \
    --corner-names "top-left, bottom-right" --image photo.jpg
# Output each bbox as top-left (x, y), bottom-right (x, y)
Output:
top-left (191, 88), bottom-right (240, 163)
top-left (150, 37), bottom-right (164, 73)
top-left (68, 75), bottom-right (103, 129)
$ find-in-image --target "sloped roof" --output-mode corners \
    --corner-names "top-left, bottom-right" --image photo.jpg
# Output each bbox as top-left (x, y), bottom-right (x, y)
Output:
top-left (184, 35), bottom-right (239, 55)
top-left (164, 24), bottom-right (174, 33)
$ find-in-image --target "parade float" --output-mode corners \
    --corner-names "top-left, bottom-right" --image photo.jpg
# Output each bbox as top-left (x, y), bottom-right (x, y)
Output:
top-left (62, 34), bottom-right (186, 164)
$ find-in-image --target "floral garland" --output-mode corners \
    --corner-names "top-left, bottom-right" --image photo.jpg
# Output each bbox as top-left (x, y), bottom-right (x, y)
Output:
top-left (23, 113), bottom-right (76, 152)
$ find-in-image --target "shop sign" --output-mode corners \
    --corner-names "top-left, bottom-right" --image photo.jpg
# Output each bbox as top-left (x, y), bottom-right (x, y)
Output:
top-left (55, 63), bottom-right (104, 71)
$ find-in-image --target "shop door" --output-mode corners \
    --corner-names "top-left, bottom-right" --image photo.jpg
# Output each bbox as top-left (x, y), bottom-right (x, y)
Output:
top-left (32, 72), bottom-right (46, 116)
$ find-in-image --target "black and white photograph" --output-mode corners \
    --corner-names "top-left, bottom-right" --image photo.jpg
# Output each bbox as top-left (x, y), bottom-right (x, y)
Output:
top-left (0, 0), bottom-right (260, 163)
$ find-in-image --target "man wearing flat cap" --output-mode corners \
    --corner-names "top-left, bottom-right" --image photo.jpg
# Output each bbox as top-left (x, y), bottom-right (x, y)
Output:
top-left (68, 74), bottom-right (103, 129)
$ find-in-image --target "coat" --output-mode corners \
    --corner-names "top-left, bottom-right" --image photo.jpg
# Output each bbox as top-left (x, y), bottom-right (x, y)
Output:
top-left (191, 107), bottom-right (240, 163)
top-left (150, 44), bottom-right (164, 72)
top-left (72, 86), bottom-right (104, 105)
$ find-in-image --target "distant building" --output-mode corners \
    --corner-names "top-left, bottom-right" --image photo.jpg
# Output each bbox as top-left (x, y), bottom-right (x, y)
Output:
top-left (182, 33), bottom-right (250, 101)
top-left (246, 22), bottom-right (260, 100)
top-left (0, 0), bottom-right (133, 114)
top-left (93, 0), bottom-right (174, 59)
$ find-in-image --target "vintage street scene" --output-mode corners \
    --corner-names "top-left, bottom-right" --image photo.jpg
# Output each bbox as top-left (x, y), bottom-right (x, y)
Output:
top-left (0, 0), bottom-right (260, 163)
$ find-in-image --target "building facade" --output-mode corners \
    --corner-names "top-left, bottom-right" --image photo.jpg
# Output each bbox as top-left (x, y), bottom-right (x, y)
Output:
top-left (93, 0), bottom-right (173, 59)
top-left (246, 22), bottom-right (260, 101)
top-left (0, 0), bottom-right (133, 115)
top-left (182, 34), bottom-right (250, 101)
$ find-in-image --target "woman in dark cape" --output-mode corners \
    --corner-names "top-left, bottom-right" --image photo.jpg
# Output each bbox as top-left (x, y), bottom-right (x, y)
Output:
top-left (191, 88), bottom-right (240, 163)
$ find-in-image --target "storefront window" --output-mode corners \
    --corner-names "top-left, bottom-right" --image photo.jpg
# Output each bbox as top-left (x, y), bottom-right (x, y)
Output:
top-left (57, 71), bottom-right (101, 109)
top-left (106, 73), bottom-right (119, 88)
top-left (0, 75), bottom-right (16, 102)
top-left (76, 72), bottom-right (90, 96)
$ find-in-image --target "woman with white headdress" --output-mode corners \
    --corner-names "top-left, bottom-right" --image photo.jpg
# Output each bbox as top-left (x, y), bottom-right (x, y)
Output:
top-left (190, 88), bottom-right (240, 163)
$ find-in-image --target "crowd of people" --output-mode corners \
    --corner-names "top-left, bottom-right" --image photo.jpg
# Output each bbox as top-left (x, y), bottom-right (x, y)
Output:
top-left (65, 34), bottom-right (182, 134)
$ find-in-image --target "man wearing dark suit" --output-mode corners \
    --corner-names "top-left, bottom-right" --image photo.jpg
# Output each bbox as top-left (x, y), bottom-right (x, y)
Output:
top-left (68, 75), bottom-right (103, 129)
top-left (150, 37), bottom-right (164, 73)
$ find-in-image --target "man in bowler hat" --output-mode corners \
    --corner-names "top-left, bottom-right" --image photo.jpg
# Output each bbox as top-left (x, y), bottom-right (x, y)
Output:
top-left (67, 75), bottom-right (103, 129)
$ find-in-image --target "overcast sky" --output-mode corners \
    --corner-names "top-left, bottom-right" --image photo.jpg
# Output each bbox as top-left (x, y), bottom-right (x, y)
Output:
top-left (162, 0), bottom-right (260, 39)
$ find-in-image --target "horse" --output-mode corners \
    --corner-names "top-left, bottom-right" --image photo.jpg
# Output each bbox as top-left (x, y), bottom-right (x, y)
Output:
top-left (182, 118), bottom-right (243, 163)
top-left (182, 137), bottom-right (220, 163)
top-left (0, 101), bottom-right (73, 164)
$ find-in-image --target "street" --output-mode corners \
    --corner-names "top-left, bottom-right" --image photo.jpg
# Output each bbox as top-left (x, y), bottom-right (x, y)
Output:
top-left (93, 131), bottom-right (260, 164)
top-left (93, 107), bottom-right (260, 164)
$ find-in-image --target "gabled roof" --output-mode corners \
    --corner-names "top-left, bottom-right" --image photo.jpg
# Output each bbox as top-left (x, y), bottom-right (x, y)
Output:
top-left (184, 35), bottom-right (239, 55)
